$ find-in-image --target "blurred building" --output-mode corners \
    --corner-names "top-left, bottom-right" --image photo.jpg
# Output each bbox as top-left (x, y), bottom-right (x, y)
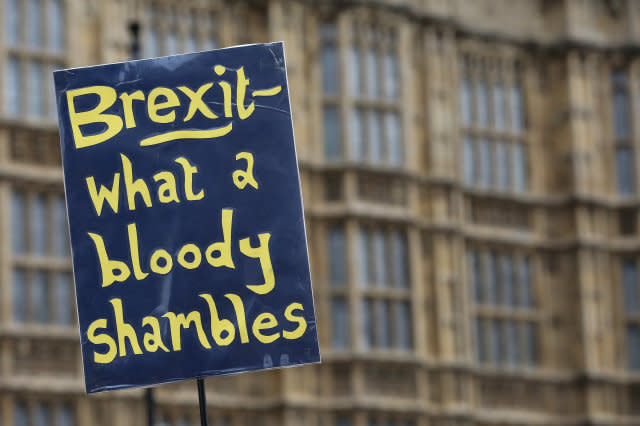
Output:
top-left (1, 0), bottom-right (640, 425)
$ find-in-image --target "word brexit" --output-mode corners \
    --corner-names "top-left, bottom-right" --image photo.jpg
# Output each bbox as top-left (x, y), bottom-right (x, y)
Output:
top-left (66, 66), bottom-right (282, 149)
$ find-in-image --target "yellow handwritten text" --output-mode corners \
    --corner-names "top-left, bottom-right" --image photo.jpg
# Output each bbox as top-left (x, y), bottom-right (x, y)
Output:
top-left (65, 67), bottom-right (282, 148)
top-left (86, 295), bottom-right (308, 364)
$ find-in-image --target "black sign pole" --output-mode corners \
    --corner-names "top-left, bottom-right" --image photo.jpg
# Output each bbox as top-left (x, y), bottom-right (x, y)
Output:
top-left (197, 378), bottom-right (209, 426)
top-left (145, 388), bottom-right (155, 426)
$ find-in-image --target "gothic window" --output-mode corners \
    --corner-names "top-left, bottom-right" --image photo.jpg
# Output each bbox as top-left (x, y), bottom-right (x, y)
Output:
top-left (358, 226), bottom-right (412, 351)
top-left (612, 70), bottom-right (635, 196)
top-left (459, 56), bottom-right (528, 193)
top-left (144, 4), bottom-right (218, 58)
top-left (468, 248), bottom-right (539, 367)
top-left (11, 188), bottom-right (74, 326)
top-left (320, 19), bottom-right (403, 166)
top-left (2, 0), bottom-right (66, 120)
top-left (327, 223), bottom-right (412, 352)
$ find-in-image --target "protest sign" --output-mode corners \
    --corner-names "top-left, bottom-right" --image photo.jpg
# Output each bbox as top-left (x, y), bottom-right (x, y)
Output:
top-left (54, 42), bottom-right (320, 393)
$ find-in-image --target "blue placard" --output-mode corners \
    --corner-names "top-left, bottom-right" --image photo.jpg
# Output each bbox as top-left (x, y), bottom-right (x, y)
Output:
top-left (54, 42), bottom-right (320, 393)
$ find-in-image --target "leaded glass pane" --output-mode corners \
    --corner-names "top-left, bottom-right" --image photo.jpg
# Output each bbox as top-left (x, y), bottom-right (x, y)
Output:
top-left (323, 106), bottom-right (342, 160)
top-left (623, 259), bottom-right (639, 313)
top-left (34, 271), bottom-right (50, 323)
top-left (32, 194), bottom-right (47, 255)
top-left (48, 0), bottom-right (65, 51)
top-left (328, 227), bottom-right (346, 286)
top-left (56, 273), bottom-right (73, 326)
top-left (5, 57), bottom-right (21, 117)
top-left (322, 44), bottom-right (339, 94)
top-left (628, 325), bottom-right (640, 370)
top-left (12, 190), bottom-right (26, 254)
top-left (476, 81), bottom-right (488, 127)
top-left (4, 0), bottom-right (19, 45)
top-left (13, 269), bottom-right (27, 323)
top-left (331, 297), bottom-right (349, 349)
top-left (616, 146), bottom-right (635, 195)
top-left (463, 136), bottom-right (474, 184)
top-left (350, 108), bottom-right (364, 160)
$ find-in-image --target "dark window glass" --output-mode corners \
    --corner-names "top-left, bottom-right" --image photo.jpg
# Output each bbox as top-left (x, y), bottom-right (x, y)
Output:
top-left (336, 416), bottom-right (352, 426)
top-left (384, 52), bottom-right (398, 99)
top-left (358, 229), bottom-right (369, 285)
top-left (468, 251), bottom-right (483, 303)
top-left (493, 83), bottom-right (505, 129)
top-left (378, 300), bottom-right (391, 348)
top-left (28, 60), bottom-right (44, 117)
top-left (523, 322), bottom-right (538, 365)
top-left (5, 56), bottom-right (21, 117)
top-left (366, 49), bottom-right (378, 98)
top-left (331, 297), bottom-right (349, 349)
top-left (628, 325), bottom-right (640, 370)
top-left (491, 319), bottom-right (502, 364)
top-left (322, 45), bottom-right (339, 94)
top-left (14, 401), bottom-right (28, 426)
top-left (13, 269), bottom-right (26, 323)
top-left (34, 271), bottom-right (50, 323)
top-left (57, 404), bottom-right (75, 426)
top-left (54, 195), bottom-right (69, 257)
top-left (349, 46), bottom-right (361, 95)
top-left (391, 232), bottom-right (408, 288)
top-left (519, 257), bottom-right (534, 307)
top-left (32, 194), bottom-right (47, 255)
top-left (328, 227), bottom-right (346, 286)
top-left (460, 78), bottom-right (472, 125)
top-left (323, 106), bottom-right (342, 160)
top-left (350, 108), bottom-right (364, 160)
top-left (501, 255), bottom-right (515, 306)
top-left (612, 71), bottom-right (630, 139)
top-left (616, 146), bottom-right (635, 195)
top-left (463, 136), bottom-right (474, 184)
top-left (485, 252), bottom-right (497, 304)
top-left (56, 273), bottom-right (74, 325)
top-left (28, 0), bottom-right (42, 47)
top-left (475, 317), bottom-right (486, 362)
top-left (623, 259), bottom-right (639, 313)
top-left (395, 301), bottom-right (412, 349)
top-left (480, 138), bottom-right (491, 186)
top-left (12, 190), bottom-right (26, 254)
top-left (361, 298), bottom-right (373, 348)
top-left (476, 81), bottom-right (488, 127)
top-left (505, 321), bottom-right (518, 366)
top-left (513, 142), bottom-right (528, 192)
top-left (35, 403), bottom-right (51, 426)
top-left (4, 0), bottom-right (19, 45)
top-left (511, 83), bottom-right (524, 131)
top-left (496, 141), bottom-right (509, 190)
top-left (368, 111), bottom-right (382, 163)
top-left (373, 231), bottom-right (386, 286)
top-left (385, 112), bottom-right (402, 166)
top-left (146, 27), bottom-right (159, 58)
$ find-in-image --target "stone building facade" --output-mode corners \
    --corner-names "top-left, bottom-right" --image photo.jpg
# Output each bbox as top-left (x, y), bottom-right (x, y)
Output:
top-left (0, 0), bottom-right (639, 425)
